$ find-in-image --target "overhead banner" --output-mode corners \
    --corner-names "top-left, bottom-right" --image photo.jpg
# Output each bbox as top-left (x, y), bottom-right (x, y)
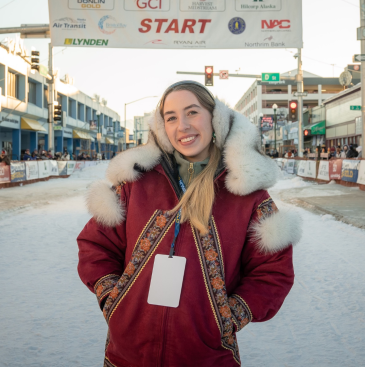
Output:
top-left (48, 0), bottom-right (303, 49)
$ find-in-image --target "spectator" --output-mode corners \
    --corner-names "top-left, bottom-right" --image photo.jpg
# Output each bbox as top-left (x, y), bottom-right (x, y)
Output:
top-left (62, 148), bottom-right (70, 161)
top-left (272, 149), bottom-right (278, 158)
top-left (102, 153), bottom-right (106, 160)
top-left (112, 152), bottom-right (116, 158)
top-left (47, 150), bottom-right (54, 159)
top-left (356, 146), bottom-right (362, 158)
top-left (40, 150), bottom-right (49, 160)
top-left (23, 149), bottom-right (33, 161)
top-left (342, 145), bottom-right (349, 157)
top-left (0, 149), bottom-right (11, 165)
top-left (335, 147), bottom-right (342, 158)
top-left (72, 153), bottom-right (76, 160)
top-left (31, 150), bottom-right (40, 160)
top-left (54, 152), bottom-right (63, 161)
top-left (347, 144), bottom-right (359, 158)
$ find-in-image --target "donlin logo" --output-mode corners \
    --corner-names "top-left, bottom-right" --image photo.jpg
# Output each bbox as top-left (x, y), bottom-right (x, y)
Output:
top-left (262, 20), bottom-right (290, 29)
top-left (68, 0), bottom-right (115, 10)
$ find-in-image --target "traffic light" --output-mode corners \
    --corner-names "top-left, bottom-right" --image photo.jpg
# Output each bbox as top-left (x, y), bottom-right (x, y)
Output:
top-left (304, 129), bottom-right (311, 137)
top-left (54, 104), bottom-right (62, 122)
top-left (31, 51), bottom-right (40, 72)
top-left (205, 66), bottom-right (213, 86)
top-left (288, 100), bottom-right (298, 122)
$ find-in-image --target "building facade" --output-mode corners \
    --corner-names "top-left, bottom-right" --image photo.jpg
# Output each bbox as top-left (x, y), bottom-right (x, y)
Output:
top-left (0, 40), bottom-right (122, 160)
top-left (323, 84), bottom-right (363, 148)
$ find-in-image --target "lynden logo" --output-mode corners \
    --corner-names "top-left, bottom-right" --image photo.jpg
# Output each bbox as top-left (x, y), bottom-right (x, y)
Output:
top-left (68, 0), bottom-right (115, 10)
top-left (124, 0), bottom-right (170, 11)
top-left (64, 38), bottom-right (109, 46)
top-left (262, 20), bottom-right (290, 29)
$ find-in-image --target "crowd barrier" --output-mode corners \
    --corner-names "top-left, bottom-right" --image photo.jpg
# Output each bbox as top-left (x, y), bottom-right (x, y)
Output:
top-left (0, 160), bottom-right (104, 187)
top-left (274, 157), bottom-right (365, 191)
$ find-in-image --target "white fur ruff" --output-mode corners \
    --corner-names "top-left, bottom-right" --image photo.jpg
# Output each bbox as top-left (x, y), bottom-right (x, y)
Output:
top-left (251, 209), bottom-right (302, 254)
top-left (86, 180), bottom-right (125, 227)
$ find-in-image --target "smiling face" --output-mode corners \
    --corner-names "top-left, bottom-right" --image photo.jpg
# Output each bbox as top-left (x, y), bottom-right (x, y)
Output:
top-left (163, 90), bottom-right (213, 162)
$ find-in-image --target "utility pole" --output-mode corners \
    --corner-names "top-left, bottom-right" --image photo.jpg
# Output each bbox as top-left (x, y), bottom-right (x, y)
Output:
top-left (48, 43), bottom-right (54, 155)
top-left (360, 0), bottom-right (365, 146)
top-left (296, 49), bottom-right (304, 157)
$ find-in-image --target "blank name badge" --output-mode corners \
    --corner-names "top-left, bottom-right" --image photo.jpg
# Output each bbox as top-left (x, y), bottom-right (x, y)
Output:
top-left (147, 254), bottom-right (186, 308)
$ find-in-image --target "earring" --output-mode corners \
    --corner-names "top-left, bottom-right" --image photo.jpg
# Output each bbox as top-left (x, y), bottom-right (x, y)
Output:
top-left (212, 132), bottom-right (216, 144)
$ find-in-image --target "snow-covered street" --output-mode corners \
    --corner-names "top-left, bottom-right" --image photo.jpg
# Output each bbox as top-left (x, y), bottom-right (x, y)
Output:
top-left (1, 165), bottom-right (364, 367)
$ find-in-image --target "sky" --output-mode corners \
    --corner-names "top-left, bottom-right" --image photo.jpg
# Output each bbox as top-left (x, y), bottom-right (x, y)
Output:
top-left (0, 0), bottom-right (361, 131)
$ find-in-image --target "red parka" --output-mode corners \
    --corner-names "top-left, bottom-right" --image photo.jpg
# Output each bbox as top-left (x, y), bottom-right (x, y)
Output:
top-left (77, 99), bottom-right (302, 367)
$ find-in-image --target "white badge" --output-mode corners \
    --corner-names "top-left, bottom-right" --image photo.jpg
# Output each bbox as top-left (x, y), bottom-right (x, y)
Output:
top-left (147, 254), bottom-right (186, 308)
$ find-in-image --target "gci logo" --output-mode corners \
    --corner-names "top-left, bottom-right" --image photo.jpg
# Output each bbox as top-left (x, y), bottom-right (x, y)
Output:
top-left (137, 0), bottom-right (162, 9)
top-left (261, 20), bottom-right (290, 29)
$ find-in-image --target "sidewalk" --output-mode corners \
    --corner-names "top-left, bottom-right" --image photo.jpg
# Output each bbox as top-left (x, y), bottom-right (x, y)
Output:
top-left (270, 175), bottom-right (365, 229)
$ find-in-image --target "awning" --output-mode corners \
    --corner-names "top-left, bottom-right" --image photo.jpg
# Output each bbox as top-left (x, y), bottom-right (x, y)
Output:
top-left (105, 137), bottom-right (114, 144)
top-left (73, 130), bottom-right (95, 141)
top-left (21, 117), bottom-right (46, 132)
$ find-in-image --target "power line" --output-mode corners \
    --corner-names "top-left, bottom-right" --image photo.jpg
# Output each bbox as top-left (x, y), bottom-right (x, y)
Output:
top-left (0, 0), bottom-right (16, 10)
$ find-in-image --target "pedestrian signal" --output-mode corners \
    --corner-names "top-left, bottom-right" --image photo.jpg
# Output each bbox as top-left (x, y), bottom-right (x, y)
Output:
top-left (288, 100), bottom-right (298, 122)
top-left (31, 51), bottom-right (40, 71)
top-left (205, 66), bottom-right (213, 86)
top-left (54, 104), bottom-right (62, 122)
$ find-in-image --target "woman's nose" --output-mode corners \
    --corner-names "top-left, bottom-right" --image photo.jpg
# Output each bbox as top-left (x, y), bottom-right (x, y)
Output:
top-left (177, 116), bottom-right (190, 131)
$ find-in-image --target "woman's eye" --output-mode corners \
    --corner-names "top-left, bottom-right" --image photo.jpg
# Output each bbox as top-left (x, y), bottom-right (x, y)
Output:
top-left (166, 116), bottom-right (176, 122)
top-left (188, 110), bottom-right (197, 116)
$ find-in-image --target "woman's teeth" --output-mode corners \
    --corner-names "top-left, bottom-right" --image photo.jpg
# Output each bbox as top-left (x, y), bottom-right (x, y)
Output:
top-left (181, 136), bottom-right (196, 143)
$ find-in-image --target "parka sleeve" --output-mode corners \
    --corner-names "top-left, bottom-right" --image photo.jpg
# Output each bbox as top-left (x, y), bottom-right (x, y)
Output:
top-left (228, 191), bottom-right (297, 332)
top-left (77, 183), bottom-right (128, 310)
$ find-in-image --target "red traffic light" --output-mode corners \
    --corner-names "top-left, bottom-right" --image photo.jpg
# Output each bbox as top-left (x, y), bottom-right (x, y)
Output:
top-left (206, 67), bottom-right (213, 74)
top-left (304, 130), bottom-right (309, 136)
top-left (290, 101), bottom-right (297, 109)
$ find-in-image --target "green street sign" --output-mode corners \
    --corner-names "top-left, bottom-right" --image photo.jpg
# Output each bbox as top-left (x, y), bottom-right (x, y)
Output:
top-left (262, 73), bottom-right (280, 82)
top-left (39, 65), bottom-right (48, 78)
top-left (350, 105), bottom-right (361, 110)
top-left (54, 125), bottom-right (62, 130)
top-left (311, 120), bottom-right (326, 135)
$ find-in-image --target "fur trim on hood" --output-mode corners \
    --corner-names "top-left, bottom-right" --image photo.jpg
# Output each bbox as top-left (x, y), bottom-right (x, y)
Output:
top-left (105, 98), bottom-right (280, 192)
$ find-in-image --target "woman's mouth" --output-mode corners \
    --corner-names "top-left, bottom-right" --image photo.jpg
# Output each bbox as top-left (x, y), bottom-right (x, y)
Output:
top-left (179, 135), bottom-right (198, 146)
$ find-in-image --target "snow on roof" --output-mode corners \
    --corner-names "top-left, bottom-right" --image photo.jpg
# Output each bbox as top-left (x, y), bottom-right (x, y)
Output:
top-left (322, 83), bottom-right (361, 105)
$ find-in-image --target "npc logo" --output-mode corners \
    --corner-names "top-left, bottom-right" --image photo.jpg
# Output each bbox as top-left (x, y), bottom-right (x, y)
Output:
top-left (228, 17), bottom-right (246, 35)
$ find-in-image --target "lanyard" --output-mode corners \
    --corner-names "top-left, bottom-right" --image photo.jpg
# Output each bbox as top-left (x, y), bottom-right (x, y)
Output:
top-left (169, 177), bottom-right (186, 258)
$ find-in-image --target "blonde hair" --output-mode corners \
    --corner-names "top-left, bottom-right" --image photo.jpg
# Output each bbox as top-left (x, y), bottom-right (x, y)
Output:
top-left (158, 83), bottom-right (221, 235)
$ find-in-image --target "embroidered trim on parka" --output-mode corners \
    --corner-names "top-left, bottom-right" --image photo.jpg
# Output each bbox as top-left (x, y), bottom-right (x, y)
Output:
top-left (102, 209), bottom-right (176, 322)
top-left (94, 274), bottom-right (121, 308)
top-left (191, 217), bottom-right (248, 366)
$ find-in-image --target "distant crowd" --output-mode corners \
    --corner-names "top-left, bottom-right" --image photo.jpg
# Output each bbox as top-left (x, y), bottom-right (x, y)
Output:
top-left (267, 143), bottom-right (362, 160)
top-left (0, 148), bottom-right (115, 166)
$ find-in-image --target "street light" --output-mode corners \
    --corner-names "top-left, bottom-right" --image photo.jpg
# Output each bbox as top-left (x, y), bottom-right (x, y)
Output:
top-left (96, 110), bottom-right (101, 156)
top-left (124, 96), bottom-right (158, 150)
top-left (259, 112), bottom-right (264, 152)
top-left (272, 104), bottom-right (278, 151)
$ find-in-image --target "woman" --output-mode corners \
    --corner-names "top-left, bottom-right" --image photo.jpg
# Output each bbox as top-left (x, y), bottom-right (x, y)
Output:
top-left (77, 81), bottom-right (301, 367)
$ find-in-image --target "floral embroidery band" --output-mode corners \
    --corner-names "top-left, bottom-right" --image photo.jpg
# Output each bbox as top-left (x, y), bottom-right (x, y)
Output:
top-left (103, 357), bottom-right (116, 367)
top-left (192, 218), bottom-right (241, 365)
top-left (94, 274), bottom-right (121, 309)
top-left (111, 181), bottom-right (126, 199)
top-left (256, 197), bottom-right (278, 220)
top-left (228, 295), bottom-right (252, 332)
top-left (103, 210), bottom-right (176, 323)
